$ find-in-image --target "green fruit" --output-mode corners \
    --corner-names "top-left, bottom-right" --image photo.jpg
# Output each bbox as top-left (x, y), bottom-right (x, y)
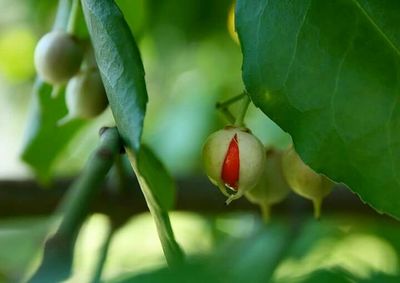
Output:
top-left (59, 68), bottom-right (108, 124)
top-left (245, 148), bottom-right (290, 221)
top-left (282, 145), bottom-right (334, 218)
top-left (202, 126), bottom-right (266, 204)
top-left (34, 31), bottom-right (83, 84)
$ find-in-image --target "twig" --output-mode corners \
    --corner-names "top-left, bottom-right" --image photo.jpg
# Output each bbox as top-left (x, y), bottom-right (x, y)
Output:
top-left (28, 127), bottom-right (122, 283)
top-left (89, 223), bottom-right (115, 283)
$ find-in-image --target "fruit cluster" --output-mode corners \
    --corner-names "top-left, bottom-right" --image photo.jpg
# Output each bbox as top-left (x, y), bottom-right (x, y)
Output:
top-left (34, 30), bottom-right (108, 123)
top-left (203, 126), bottom-right (334, 219)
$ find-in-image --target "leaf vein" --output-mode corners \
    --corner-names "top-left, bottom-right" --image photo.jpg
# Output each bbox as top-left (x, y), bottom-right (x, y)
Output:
top-left (351, 0), bottom-right (400, 57)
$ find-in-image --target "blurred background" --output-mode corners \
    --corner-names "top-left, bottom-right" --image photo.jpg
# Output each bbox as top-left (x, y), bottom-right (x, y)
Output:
top-left (0, 0), bottom-right (400, 282)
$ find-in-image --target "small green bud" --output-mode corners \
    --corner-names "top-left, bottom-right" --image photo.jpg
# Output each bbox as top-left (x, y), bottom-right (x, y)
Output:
top-left (282, 145), bottom-right (334, 218)
top-left (245, 148), bottom-right (290, 221)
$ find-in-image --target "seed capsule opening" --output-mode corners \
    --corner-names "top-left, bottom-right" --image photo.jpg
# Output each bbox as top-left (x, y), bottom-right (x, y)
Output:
top-left (221, 134), bottom-right (240, 190)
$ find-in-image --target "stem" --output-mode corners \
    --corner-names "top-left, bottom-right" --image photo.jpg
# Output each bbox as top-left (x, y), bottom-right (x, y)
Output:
top-left (51, 85), bottom-right (63, 98)
top-left (260, 202), bottom-right (271, 223)
top-left (312, 197), bottom-right (322, 219)
top-left (28, 127), bottom-right (122, 283)
top-left (89, 225), bottom-right (114, 283)
top-left (67, 0), bottom-right (81, 34)
top-left (218, 108), bottom-right (235, 124)
top-left (216, 92), bottom-right (246, 109)
top-left (216, 92), bottom-right (247, 124)
top-left (234, 94), bottom-right (251, 126)
top-left (113, 154), bottom-right (129, 193)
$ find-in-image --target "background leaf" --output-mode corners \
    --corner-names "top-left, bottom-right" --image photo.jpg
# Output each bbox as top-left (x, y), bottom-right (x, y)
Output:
top-left (21, 80), bottom-right (84, 184)
top-left (81, 0), bottom-right (148, 152)
top-left (236, 0), bottom-right (400, 219)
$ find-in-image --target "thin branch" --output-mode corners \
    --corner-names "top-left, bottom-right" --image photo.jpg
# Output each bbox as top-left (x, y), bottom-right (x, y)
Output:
top-left (89, 223), bottom-right (114, 283)
top-left (28, 127), bottom-right (122, 283)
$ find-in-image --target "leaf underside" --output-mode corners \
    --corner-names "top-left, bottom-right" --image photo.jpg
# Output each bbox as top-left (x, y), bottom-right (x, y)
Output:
top-left (236, 0), bottom-right (400, 219)
top-left (82, 0), bottom-right (148, 152)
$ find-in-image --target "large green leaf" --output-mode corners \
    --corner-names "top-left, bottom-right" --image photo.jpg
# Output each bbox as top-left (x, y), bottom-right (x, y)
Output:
top-left (236, 0), bottom-right (400, 218)
top-left (82, 0), bottom-right (182, 266)
top-left (81, 0), bottom-right (148, 152)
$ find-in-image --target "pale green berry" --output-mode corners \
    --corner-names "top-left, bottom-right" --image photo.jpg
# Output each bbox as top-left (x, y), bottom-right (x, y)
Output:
top-left (202, 126), bottom-right (266, 204)
top-left (59, 68), bottom-right (108, 124)
top-left (34, 30), bottom-right (83, 84)
top-left (245, 148), bottom-right (290, 221)
top-left (282, 145), bottom-right (334, 218)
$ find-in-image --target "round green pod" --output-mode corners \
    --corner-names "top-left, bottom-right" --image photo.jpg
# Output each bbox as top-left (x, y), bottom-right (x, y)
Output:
top-left (59, 68), bottom-right (108, 124)
top-left (34, 30), bottom-right (83, 84)
top-left (245, 148), bottom-right (290, 221)
top-left (282, 145), bottom-right (334, 218)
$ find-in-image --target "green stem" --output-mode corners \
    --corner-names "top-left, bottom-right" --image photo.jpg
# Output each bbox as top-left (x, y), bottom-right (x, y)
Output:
top-left (234, 94), bottom-right (251, 126)
top-left (260, 202), bottom-right (271, 223)
top-left (113, 154), bottom-right (129, 193)
top-left (216, 92), bottom-right (246, 109)
top-left (89, 225), bottom-right (114, 283)
top-left (218, 108), bottom-right (235, 124)
top-left (28, 127), bottom-right (122, 283)
top-left (216, 92), bottom-right (247, 124)
top-left (67, 0), bottom-right (81, 34)
top-left (312, 198), bottom-right (323, 219)
top-left (51, 85), bottom-right (63, 98)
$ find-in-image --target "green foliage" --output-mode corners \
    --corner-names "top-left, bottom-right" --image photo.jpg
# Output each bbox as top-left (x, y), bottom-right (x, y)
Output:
top-left (136, 145), bottom-right (176, 211)
top-left (21, 80), bottom-right (84, 183)
top-left (82, 0), bottom-right (148, 152)
top-left (82, 0), bottom-right (182, 267)
top-left (236, 0), bottom-right (400, 219)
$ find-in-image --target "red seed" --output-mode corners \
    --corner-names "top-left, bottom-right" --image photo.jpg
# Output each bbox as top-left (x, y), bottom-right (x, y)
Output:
top-left (221, 134), bottom-right (240, 190)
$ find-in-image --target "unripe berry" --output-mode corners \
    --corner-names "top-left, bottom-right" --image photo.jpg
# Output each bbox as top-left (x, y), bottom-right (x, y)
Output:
top-left (34, 31), bottom-right (83, 84)
top-left (202, 126), bottom-right (266, 204)
top-left (59, 68), bottom-right (108, 124)
top-left (245, 148), bottom-right (290, 221)
top-left (282, 145), bottom-right (334, 218)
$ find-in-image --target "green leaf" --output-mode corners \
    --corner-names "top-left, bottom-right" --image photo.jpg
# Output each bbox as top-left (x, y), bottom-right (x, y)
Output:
top-left (81, 0), bottom-right (148, 152)
top-left (136, 145), bottom-right (176, 211)
top-left (236, 0), bottom-right (400, 218)
top-left (21, 80), bottom-right (84, 183)
top-left (127, 145), bottom-right (183, 266)
top-left (82, 0), bottom-right (182, 266)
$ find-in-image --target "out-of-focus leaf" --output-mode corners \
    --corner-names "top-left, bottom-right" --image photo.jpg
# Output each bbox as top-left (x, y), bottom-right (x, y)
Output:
top-left (236, 0), bottom-right (400, 219)
top-left (293, 269), bottom-right (353, 283)
top-left (0, 27), bottom-right (35, 81)
top-left (116, 0), bottom-right (147, 38)
top-left (21, 81), bottom-right (84, 183)
top-left (108, 262), bottom-right (222, 283)
top-left (211, 223), bottom-right (290, 283)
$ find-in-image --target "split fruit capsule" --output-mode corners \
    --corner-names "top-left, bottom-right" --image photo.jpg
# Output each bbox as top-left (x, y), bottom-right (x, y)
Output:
top-left (202, 126), bottom-right (266, 204)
